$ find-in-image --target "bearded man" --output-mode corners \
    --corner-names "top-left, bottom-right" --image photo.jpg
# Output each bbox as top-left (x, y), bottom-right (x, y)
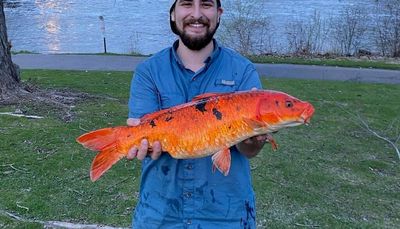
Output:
top-left (126, 1), bottom-right (267, 228)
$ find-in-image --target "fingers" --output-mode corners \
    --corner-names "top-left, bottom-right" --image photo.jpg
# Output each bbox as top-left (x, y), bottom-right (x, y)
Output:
top-left (151, 141), bottom-right (162, 160)
top-left (137, 139), bottom-right (149, 160)
top-left (127, 118), bottom-right (162, 161)
top-left (128, 139), bottom-right (162, 161)
top-left (255, 134), bottom-right (268, 142)
top-left (127, 118), bottom-right (140, 126)
top-left (127, 146), bottom-right (138, 160)
top-left (243, 134), bottom-right (269, 145)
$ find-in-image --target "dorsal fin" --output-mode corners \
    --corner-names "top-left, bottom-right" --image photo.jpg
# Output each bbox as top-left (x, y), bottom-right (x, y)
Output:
top-left (192, 92), bottom-right (226, 101)
top-left (140, 102), bottom-right (189, 122)
top-left (141, 108), bottom-right (172, 122)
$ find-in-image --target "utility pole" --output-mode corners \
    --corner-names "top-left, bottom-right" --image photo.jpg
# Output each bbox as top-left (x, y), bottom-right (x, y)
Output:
top-left (99, 16), bottom-right (107, 54)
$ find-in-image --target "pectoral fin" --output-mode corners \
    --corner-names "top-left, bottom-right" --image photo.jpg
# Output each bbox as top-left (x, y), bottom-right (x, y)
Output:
top-left (211, 148), bottom-right (231, 176)
top-left (266, 133), bottom-right (278, 151)
top-left (243, 118), bottom-right (266, 131)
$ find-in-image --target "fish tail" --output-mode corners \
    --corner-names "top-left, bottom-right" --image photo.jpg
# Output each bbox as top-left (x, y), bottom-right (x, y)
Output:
top-left (76, 127), bottom-right (128, 181)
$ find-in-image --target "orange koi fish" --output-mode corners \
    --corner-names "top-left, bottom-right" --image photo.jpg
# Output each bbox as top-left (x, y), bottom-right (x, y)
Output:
top-left (77, 90), bottom-right (315, 181)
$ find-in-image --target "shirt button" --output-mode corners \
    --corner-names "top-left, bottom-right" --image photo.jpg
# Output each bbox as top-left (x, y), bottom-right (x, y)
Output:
top-left (184, 192), bottom-right (192, 198)
top-left (187, 219), bottom-right (192, 225)
top-left (186, 164), bottom-right (193, 170)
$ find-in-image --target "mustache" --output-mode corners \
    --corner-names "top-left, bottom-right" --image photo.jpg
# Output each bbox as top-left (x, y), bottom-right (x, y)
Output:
top-left (184, 17), bottom-right (210, 26)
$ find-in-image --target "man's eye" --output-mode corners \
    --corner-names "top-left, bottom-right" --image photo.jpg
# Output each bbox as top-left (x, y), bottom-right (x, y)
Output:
top-left (180, 2), bottom-right (192, 7)
top-left (202, 3), bottom-right (213, 8)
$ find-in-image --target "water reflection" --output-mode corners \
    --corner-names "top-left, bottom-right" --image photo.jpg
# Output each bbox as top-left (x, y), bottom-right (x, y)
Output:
top-left (5, 0), bottom-right (375, 55)
top-left (34, 0), bottom-right (68, 52)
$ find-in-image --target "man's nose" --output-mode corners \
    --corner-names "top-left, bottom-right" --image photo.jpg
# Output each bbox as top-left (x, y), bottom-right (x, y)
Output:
top-left (190, 4), bottom-right (203, 19)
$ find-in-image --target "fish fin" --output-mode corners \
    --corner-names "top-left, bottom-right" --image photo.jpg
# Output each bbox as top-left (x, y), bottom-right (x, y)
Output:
top-left (243, 118), bottom-right (267, 130)
top-left (211, 148), bottom-right (231, 176)
top-left (266, 133), bottom-right (278, 151)
top-left (192, 92), bottom-right (226, 101)
top-left (76, 127), bottom-right (128, 181)
top-left (77, 127), bottom-right (120, 151)
top-left (141, 109), bottom-right (169, 122)
top-left (91, 146), bottom-right (125, 181)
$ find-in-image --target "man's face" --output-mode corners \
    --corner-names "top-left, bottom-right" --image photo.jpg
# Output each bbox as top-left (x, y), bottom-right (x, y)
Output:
top-left (171, 0), bottom-right (223, 50)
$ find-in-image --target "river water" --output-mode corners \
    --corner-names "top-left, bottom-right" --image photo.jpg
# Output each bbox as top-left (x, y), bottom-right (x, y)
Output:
top-left (4, 0), bottom-right (376, 55)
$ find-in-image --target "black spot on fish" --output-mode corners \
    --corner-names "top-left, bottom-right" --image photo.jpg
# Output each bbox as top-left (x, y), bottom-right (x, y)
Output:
top-left (275, 100), bottom-right (279, 107)
top-left (127, 134), bottom-right (131, 137)
top-left (161, 165), bottom-right (170, 175)
top-left (165, 116), bottom-right (174, 122)
top-left (195, 100), bottom-right (207, 113)
top-left (210, 189), bottom-right (216, 203)
top-left (212, 108), bottom-right (222, 120)
top-left (149, 120), bottom-right (156, 128)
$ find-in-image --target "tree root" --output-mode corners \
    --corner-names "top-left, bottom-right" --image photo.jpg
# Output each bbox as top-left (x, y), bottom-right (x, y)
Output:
top-left (0, 82), bottom-right (115, 122)
top-left (335, 102), bottom-right (400, 161)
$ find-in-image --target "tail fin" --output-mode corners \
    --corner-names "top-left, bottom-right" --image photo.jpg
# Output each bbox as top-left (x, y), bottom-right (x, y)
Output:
top-left (76, 127), bottom-right (127, 181)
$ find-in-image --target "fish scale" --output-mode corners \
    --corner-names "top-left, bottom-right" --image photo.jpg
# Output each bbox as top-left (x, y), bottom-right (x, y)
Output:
top-left (77, 90), bottom-right (315, 181)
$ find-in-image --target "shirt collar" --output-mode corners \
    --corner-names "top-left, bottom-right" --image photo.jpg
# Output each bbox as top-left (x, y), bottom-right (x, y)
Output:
top-left (171, 39), bottom-right (221, 68)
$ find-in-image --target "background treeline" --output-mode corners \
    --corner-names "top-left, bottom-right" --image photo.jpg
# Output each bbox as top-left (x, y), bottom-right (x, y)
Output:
top-left (219, 0), bottom-right (400, 58)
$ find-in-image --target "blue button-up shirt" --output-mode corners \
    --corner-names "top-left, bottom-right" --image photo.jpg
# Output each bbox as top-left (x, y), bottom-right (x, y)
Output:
top-left (128, 40), bottom-right (262, 229)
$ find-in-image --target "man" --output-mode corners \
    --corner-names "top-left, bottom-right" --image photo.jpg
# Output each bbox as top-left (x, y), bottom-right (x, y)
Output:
top-left (127, 0), bottom-right (268, 228)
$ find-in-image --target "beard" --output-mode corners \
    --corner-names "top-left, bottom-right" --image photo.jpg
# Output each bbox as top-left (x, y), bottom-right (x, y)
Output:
top-left (177, 17), bottom-right (218, 51)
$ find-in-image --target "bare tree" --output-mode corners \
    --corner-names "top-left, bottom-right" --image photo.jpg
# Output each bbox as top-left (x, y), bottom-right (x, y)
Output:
top-left (218, 0), bottom-right (274, 55)
top-left (285, 10), bottom-right (328, 56)
top-left (0, 1), bottom-right (21, 100)
top-left (330, 5), bottom-right (369, 56)
top-left (373, 0), bottom-right (400, 57)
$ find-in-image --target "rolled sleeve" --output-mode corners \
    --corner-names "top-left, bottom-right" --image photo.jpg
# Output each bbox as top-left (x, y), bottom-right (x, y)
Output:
top-left (238, 63), bottom-right (262, 90)
top-left (128, 66), bottom-right (160, 118)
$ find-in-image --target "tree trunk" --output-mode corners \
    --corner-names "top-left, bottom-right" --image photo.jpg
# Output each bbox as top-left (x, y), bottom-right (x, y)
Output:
top-left (0, 1), bottom-right (20, 100)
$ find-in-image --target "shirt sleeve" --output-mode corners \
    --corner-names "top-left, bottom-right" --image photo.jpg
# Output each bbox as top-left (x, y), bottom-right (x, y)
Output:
top-left (128, 65), bottom-right (160, 119)
top-left (237, 63), bottom-right (262, 90)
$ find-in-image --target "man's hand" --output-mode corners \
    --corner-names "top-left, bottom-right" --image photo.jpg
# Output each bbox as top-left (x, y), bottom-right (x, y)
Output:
top-left (236, 134), bottom-right (269, 158)
top-left (126, 118), bottom-right (162, 160)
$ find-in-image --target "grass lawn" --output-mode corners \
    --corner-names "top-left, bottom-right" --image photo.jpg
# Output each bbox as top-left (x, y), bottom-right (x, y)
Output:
top-left (248, 55), bottom-right (400, 70)
top-left (0, 70), bottom-right (399, 228)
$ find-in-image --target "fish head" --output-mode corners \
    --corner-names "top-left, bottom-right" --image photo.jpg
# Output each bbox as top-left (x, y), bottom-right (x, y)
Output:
top-left (257, 91), bottom-right (315, 131)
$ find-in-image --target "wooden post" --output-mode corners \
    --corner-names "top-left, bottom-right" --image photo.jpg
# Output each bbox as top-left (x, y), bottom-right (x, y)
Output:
top-left (99, 16), bottom-right (107, 54)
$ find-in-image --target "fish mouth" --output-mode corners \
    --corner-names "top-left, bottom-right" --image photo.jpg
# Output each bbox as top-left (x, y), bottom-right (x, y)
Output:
top-left (301, 105), bottom-right (315, 125)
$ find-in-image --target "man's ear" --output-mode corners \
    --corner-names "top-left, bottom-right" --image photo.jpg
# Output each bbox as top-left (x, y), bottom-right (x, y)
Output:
top-left (218, 7), bottom-right (223, 19)
top-left (171, 11), bottom-right (175, 22)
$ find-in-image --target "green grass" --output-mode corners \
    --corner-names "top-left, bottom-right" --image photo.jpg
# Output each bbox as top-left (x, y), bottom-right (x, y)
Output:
top-left (1, 70), bottom-right (399, 228)
top-left (248, 55), bottom-right (400, 70)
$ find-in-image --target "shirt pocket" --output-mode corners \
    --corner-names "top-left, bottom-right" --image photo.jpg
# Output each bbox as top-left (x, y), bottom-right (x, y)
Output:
top-left (159, 93), bottom-right (186, 109)
top-left (214, 78), bottom-right (238, 92)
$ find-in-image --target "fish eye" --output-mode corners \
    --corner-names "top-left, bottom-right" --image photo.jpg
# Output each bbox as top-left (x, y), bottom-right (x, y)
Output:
top-left (285, 101), bottom-right (293, 108)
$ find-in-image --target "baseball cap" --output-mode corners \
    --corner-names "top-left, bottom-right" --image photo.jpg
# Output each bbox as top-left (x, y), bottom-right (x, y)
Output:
top-left (169, 0), bottom-right (221, 7)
